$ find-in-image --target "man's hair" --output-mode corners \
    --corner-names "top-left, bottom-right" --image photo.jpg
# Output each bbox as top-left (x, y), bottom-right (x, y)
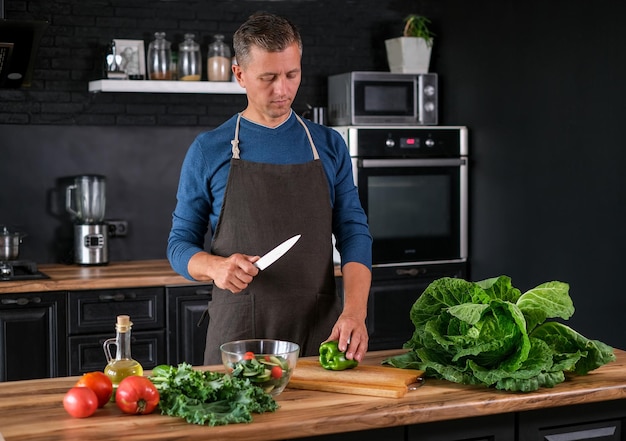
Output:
top-left (233, 12), bottom-right (302, 67)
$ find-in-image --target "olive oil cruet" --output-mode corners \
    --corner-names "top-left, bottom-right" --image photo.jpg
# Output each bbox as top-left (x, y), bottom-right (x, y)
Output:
top-left (103, 315), bottom-right (143, 397)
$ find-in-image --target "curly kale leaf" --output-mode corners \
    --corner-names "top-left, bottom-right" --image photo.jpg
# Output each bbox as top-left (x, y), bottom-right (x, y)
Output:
top-left (149, 363), bottom-right (278, 426)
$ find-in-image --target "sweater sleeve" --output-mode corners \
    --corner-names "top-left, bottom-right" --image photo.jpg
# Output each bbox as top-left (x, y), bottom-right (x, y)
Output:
top-left (324, 128), bottom-right (373, 270)
top-left (167, 137), bottom-right (213, 280)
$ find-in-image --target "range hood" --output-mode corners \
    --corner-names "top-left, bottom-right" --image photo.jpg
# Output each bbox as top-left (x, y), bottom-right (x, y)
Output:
top-left (0, 0), bottom-right (48, 88)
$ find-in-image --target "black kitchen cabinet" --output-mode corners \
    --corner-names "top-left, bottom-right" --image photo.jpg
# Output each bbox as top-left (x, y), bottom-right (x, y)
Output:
top-left (366, 262), bottom-right (466, 351)
top-left (518, 399), bottom-right (626, 440)
top-left (166, 284), bottom-right (212, 366)
top-left (67, 287), bottom-right (166, 375)
top-left (407, 413), bottom-right (515, 441)
top-left (297, 413), bottom-right (514, 441)
top-left (0, 291), bottom-right (67, 381)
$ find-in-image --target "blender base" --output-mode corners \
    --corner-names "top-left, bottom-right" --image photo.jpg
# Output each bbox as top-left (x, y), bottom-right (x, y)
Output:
top-left (74, 224), bottom-right (109, 265)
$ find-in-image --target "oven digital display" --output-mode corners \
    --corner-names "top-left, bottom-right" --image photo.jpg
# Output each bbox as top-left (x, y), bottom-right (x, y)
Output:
top-left (400, 137), bottom-right (420, 148)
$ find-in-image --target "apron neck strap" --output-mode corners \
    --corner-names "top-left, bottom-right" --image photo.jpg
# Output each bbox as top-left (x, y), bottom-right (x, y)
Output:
top-left (231, 111), bottom-right (320, 160)
top-left (294, 113), bottom-right (320, 160)
top-left (231, 113), bottom-right (242, 159)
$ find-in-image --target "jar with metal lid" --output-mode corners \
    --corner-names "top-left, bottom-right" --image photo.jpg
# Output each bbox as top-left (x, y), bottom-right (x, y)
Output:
top-left (147, 32), bottom-right (173, 80)
top-left (207, 34), bottom-right (231, 82)
top-left (178, 33), bottom-right (202, 81)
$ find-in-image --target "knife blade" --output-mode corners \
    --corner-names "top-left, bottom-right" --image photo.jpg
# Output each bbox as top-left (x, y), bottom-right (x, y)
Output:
top-left (254, 234), bottom-right (301, 270)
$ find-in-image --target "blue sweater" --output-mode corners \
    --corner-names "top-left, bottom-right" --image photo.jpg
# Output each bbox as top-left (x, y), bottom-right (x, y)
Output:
top-left (167, 111), bottom-right (372, 281)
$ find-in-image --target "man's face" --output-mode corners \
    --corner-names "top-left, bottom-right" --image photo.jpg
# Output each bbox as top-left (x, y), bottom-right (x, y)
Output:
top-left (233, 42), bottom-right (302, 127)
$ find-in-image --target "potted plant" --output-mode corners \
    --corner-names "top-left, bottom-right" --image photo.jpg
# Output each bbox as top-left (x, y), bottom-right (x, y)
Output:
top-left (385, 14), bottom-right (435, 74)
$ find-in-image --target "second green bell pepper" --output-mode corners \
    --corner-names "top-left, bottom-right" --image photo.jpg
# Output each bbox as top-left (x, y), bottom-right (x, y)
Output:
top-left (319, 340), bottom-right (358, 371)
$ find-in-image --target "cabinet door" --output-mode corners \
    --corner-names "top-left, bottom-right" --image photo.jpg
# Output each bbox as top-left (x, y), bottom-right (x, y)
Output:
top-left (166, 285), bottom-right (212, 366)
top-left (367, 262), bottom-right (466, 351)
top-left (0, 291), bottom-right (67, 381)
top-left (68, 330), bottom-right (166, 376)
top-left (518, 400), bottom-right (626, 441)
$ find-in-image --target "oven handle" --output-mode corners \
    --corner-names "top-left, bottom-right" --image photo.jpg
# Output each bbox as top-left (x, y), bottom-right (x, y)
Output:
top-left (360, 158), bottom-right (467, 168)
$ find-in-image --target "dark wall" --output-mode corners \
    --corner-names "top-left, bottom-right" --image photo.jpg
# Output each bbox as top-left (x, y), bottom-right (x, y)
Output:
top-left (1, 0), bottom-right (626, 349)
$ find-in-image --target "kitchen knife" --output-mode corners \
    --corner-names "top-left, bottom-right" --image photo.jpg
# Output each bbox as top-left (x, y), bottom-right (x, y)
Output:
top-left (254, 234), bottom-right (301, 270)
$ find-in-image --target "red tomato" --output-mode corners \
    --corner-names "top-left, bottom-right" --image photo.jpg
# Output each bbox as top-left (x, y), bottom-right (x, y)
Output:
top-left (115, 376), bottom-right (160, 415)
top-left (270, 365), bottom-right (283, 379)
top-left (63, 386), bottom-right (98, 418)
top-left (75, 371), bottom-right (113, 408)
top-left (243, 351), bottom-right (255, 360)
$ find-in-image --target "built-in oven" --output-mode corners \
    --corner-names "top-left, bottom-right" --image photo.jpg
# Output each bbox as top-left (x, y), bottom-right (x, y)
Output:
top-left (332, 125), bottom-right (468, 267)
top-left (332, 125), bottom-right (469, 350)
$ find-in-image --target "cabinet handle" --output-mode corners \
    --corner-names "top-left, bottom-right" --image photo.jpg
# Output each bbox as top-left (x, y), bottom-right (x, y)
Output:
top-left (395, 268), bottom-right (426, 277)
top-left (1, 297), bottom-right (42, 306)
top-left (98, 292), bottom-right (136, 301)
top-left (195, 288), bottom-right (211, 296)
top-left (544, 425), bottom-right (616, 440)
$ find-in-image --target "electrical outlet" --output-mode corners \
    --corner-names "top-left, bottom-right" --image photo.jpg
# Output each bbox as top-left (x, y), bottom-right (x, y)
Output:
top-left (108, 220), bottom-right (128, 237)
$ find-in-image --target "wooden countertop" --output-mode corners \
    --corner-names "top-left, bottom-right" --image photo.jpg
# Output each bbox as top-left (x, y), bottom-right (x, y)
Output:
top-left (0, 260), bottom-right (200, 294)
top-left (1, 349), bottom-right (626, 441)
top-left (0, 260), bottom-right (343, 294)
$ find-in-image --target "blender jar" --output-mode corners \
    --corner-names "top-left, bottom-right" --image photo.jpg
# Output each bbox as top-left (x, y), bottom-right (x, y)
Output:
top-left (65, 175), bottom-right (106, 224)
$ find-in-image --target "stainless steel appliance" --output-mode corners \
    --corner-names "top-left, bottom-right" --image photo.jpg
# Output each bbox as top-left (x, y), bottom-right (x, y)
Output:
top-left (65, 175), bottom-right (108, 265)
top-left (0, 259), bottom-right (49, 281)
top-left (327, 71), bottom-right (438, 126)
top-left (332, 125), bottom-right (468, 267)
top-left (333, 125), bottom-right (469, 351)
top-left (0, 226), bottom-right (49, 281)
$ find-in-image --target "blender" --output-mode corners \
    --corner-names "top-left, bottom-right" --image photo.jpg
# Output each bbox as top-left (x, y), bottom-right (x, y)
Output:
top-left (65, 175), bottom-right (108, 265)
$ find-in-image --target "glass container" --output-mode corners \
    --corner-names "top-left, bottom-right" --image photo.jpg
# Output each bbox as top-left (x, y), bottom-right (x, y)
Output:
top-left (103, 315), bottom-right (143, 398)
top-left (178, 33), bottom-right (202, 81)
top-left (207, 34), bottom-right (231, 82)
top-left (147, 32), bottom-right (173, 80)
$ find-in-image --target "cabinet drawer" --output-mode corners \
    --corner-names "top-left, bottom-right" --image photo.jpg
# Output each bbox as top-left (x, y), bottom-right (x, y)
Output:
top-left (68, 329), bottom-right (166, 376)
top-left (69, 287), bottom-right (165, 334)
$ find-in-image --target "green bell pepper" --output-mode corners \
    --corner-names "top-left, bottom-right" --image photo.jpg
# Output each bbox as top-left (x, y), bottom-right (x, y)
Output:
top-left (319, 340), bottom-right (358, 371)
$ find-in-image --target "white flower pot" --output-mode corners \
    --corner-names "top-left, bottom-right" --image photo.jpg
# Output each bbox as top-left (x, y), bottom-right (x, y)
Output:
top-left (384, 37), bottom-right (432, 74)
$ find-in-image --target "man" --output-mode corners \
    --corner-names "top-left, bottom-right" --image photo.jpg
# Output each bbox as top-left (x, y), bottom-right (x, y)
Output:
top-left (167, 12), bottom-right (372, 365)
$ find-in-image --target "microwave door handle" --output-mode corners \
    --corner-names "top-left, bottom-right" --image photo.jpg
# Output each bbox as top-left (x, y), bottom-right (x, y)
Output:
top-left (360, 158), bottom-right (467, 168)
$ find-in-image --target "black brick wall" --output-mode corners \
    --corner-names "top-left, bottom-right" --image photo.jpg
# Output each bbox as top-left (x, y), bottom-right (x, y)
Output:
top-left (4, 0), bottom-right (626, 352)
top-left (0, 0), bottom-right (420, 126)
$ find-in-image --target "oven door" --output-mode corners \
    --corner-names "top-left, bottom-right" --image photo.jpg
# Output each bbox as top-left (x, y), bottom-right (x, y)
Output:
top-left (356, 157), bottom-right (468, 265)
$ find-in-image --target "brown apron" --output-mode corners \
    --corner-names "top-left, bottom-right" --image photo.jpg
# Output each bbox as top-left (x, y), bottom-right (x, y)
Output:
top-left (203, 113), bottom-right (341, 364)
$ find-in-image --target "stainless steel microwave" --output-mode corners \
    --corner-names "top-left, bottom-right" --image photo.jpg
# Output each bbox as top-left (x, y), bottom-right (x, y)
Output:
top-left (327, 71), bottom-right (438, 126)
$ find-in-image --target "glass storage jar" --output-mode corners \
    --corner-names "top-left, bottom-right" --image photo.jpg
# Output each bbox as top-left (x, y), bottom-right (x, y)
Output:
top-left (147, 32), bottom-right (173, 80)
top-left (207, 34), bottom-right (231, 82)
top-left (178, 33), bottom-right (202, 81)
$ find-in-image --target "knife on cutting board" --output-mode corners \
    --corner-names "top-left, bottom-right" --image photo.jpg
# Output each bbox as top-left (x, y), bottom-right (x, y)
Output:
top-left (254, 234), bottom-right (301, 270)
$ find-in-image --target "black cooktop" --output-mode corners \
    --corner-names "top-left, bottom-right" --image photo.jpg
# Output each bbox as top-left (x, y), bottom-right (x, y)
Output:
top-left (0, 260), bottom-right (50, 281)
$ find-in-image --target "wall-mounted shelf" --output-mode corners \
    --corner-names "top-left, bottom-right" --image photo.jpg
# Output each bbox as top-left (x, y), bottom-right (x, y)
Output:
top-left (88, 79), bottom-right (246, 94)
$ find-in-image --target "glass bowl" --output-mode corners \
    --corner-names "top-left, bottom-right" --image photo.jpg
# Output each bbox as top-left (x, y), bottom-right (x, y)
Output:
top-left (220, 339), bottom-right (300, 396)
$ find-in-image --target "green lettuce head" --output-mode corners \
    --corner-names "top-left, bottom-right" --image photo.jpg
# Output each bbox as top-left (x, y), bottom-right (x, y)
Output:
top-left (385, 276), bottom-right (616, 392)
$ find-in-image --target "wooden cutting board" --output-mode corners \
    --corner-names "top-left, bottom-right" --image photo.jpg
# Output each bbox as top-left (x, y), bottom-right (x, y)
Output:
top-left (288, 359), bottom-right (424, 398)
